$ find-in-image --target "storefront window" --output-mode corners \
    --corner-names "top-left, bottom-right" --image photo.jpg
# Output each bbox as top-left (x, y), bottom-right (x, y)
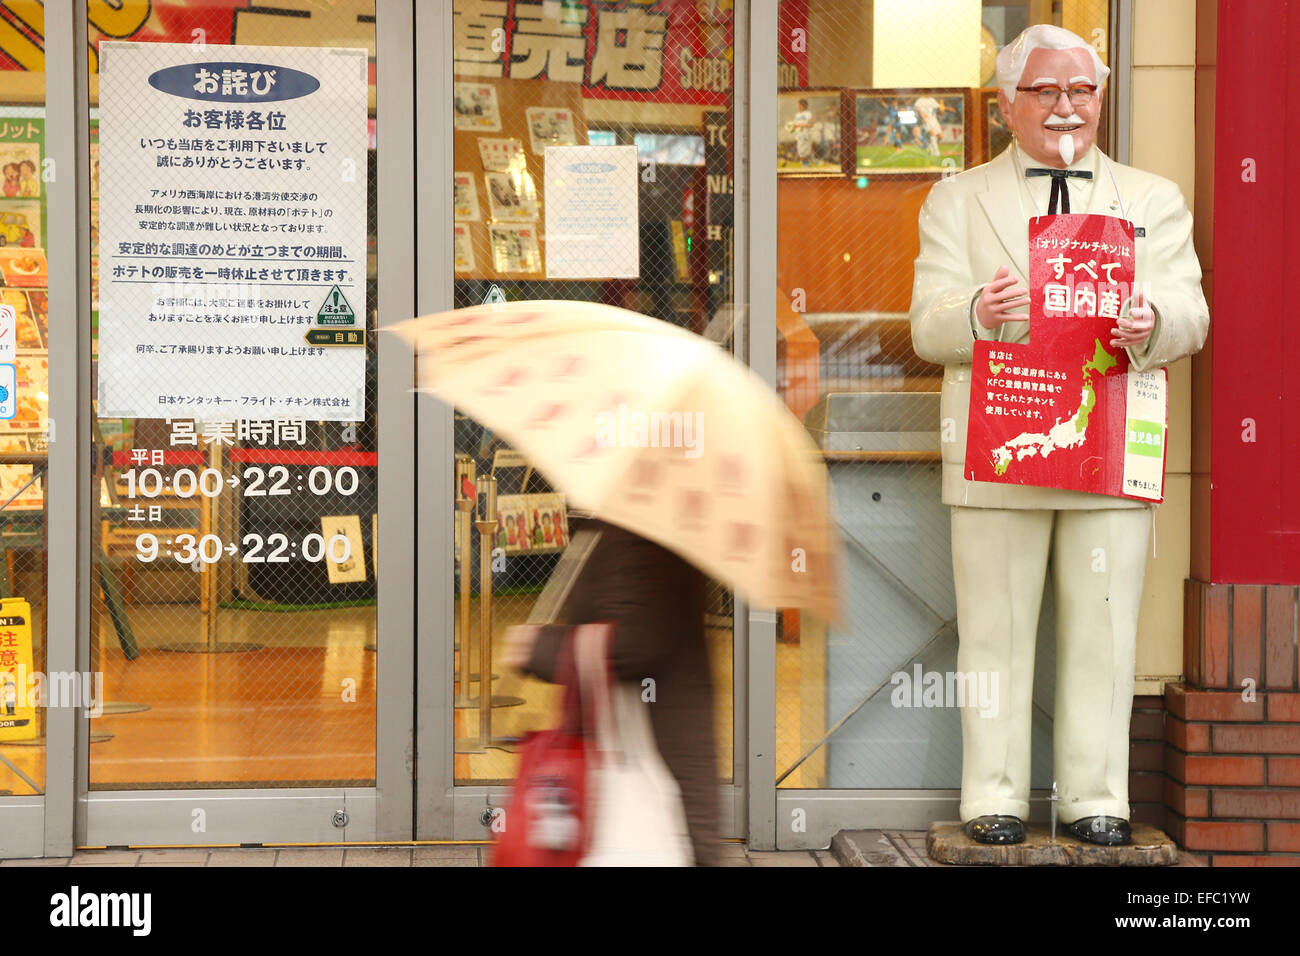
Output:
top-left (448, 0), bottom-right (737, 785)
top-left (86, 1), bottom-right (380, 789)
top-left (0, 30), bottom-right (48, 796)
top-left (773, 0), bottom-right (1112, 789)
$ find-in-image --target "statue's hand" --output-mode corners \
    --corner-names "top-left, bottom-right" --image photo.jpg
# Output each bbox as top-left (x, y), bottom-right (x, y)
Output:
top-left (975, 265), bottom-right (1031, 329)
top-left (1111, 291), bottom-right (1155, 349)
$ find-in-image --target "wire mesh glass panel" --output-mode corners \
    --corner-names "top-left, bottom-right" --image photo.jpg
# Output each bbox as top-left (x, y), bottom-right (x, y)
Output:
top-left (774, 0), bottom-right (1112, 789)
top-left (449, 0), bottom-right (736, 785)
top-left (87, 2), bottom-right (380, 789)
top-left (0, 13), bottom-right (49, 796)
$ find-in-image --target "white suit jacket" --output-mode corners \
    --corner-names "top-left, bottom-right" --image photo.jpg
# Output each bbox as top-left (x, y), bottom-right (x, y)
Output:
top-left (909, 145), bottom-right (1210, 509)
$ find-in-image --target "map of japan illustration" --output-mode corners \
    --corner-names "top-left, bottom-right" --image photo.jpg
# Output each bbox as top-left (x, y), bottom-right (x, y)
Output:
top-left (990, 338), bottom-right (1117, 477)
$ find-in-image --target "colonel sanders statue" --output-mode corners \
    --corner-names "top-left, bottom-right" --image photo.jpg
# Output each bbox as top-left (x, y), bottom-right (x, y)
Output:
top-left (909, 24), bottom-right (1208, 846)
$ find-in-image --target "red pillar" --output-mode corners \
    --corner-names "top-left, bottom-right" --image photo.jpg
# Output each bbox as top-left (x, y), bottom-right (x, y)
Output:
top-left (1208, 0), bottom-right (1300, 584)
top-left (1168, 0), bottom-right (1300, 864)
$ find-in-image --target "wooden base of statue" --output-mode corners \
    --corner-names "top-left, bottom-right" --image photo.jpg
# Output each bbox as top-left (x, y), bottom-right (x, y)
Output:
top-left (926, 821), bottom-right (1178, 866)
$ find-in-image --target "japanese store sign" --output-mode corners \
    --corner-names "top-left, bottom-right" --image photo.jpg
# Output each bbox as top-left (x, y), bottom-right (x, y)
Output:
top-left (2, 1), bottom-right (739, 109)
top-left (96, 42), bottom-right (369, 421)
top-left (453, 0), bottom-right (733, 104)
top-left (544, 145), bottom-right (639, 278)
top-left (965, 214), bottom-right (1168, 501)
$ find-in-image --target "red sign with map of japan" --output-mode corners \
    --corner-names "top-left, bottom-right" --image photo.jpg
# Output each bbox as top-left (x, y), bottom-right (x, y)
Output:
top-left (965, 213), bottom-right (1168, 502)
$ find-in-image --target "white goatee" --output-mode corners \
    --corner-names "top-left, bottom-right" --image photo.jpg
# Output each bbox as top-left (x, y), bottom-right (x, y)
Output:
top-left (1057, 133), bottom-right (1075, 166)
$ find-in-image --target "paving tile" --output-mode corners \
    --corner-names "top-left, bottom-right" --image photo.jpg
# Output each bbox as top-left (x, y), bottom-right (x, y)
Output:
top-left (69, 851), bottom-right (140, 866)
top-left (829, 830), bottom-right (909, 867)
top-left (813, 850), bottom-right (839, 867)
top-left (207, 849), bottom-right (277, 867)
top-left (719, 842), bottom-right (748, 857)
top-left (413, 845), bottom-right (481, 863)
top-left (884, 832), bottom-right (926, 867)
top-left (139, 861), bottom-right (203, 867)
top-left (274, 848), bottom-right (345, 867)
top-left (746, 850), bottom-right (821, 867)
top-left (68, 862), bottom-right (138, 867)
top-left (892, 844), bottom-right (926, 867)
top-left (1, 857), bottom-right (71, 866)
top-left (138, 849), bottom-right (210, 864)
top-left (344, 847), bottom-right (411, 867)
top-left (413, 855), bottom-right (480, 867)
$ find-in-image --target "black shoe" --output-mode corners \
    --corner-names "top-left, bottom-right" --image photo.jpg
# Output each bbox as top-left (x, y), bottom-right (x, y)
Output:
top-left (1066, 815), bottom-right (1132, 846)
top-left (964, 815), bottom-right (1025, 844)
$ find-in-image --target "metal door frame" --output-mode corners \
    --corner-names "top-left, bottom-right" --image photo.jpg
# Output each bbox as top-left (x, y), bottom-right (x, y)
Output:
top-left (0, 0), bottom-right (78, 861)
top-left (57, 0), bottom-right (419, 850)
top-left (413, 0), bottom-right (752, 842)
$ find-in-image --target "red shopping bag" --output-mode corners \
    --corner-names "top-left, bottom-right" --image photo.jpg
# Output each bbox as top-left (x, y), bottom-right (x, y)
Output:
top-left (492, 635), bottom-right (589, 866)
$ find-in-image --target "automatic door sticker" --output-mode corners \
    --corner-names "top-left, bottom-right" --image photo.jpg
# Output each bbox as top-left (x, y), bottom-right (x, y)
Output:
top-left (0, 305), bottom-right (14, 363)
top-left (316, 285), bottom-right (356, 327)
top-left (0, 363), bottom-right (15, 420)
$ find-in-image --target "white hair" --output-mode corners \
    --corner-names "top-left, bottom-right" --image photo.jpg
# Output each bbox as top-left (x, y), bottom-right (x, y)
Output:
top-left (996, 24), bottom-right (1111, 102)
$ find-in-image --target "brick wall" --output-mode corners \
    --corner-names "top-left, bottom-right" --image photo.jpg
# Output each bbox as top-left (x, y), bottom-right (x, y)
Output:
top-left (1130, 694), bottom-right (1168, 829)
top-left (1162, 581), bottom-right (1300, 865)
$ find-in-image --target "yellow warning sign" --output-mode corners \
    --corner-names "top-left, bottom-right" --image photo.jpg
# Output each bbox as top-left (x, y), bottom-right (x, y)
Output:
top-left (0, 598), bottom-right (36, 741)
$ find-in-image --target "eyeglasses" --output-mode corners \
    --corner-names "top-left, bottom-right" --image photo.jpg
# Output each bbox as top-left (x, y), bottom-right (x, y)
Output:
top-left (1015, 85), bottom-right (1097, 108)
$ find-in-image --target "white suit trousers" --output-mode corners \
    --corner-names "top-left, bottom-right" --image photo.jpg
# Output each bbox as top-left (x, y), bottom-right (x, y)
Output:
top-left (951, 505), bottom-right (1151, 824)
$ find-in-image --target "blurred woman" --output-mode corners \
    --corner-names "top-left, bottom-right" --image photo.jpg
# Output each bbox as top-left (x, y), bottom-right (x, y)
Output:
top-left (503, 517), bottom-right (719, 866)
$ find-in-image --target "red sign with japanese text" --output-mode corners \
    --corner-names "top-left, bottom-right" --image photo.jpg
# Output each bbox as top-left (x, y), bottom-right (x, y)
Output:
top-left (965, 213), bottom-right (1169, 502)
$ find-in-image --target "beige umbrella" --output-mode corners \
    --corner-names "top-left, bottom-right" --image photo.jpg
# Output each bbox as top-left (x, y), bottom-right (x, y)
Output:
top-left (393, 299), bottom-right (839, 622)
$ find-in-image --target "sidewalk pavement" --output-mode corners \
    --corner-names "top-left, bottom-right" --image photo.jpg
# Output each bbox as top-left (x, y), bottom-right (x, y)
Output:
top-left (0, 842), bottom-right (839, 867)
top-left (0, 830), bottom-right (1207, 866)
top-left (831, 830), bottom-right (1208, 867)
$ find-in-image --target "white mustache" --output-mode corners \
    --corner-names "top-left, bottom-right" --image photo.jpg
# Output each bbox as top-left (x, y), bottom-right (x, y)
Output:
top-left (1044, 113), bottom-right (1085, 127)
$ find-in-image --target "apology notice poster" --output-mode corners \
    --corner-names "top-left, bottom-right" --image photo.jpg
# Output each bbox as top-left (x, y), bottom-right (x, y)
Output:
top-left (97, 42), bottom-right (369, 421)
top-left (965, 213), bottom-right (1168, 501)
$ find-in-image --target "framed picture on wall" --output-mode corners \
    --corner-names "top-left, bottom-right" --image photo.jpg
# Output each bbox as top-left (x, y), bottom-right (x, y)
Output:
top-left (777, 90), bottom-right (846, 177)
top-left (980, 88), bottom-right (1013, 163)
top-left (851, 89), bottom-right (970, 176)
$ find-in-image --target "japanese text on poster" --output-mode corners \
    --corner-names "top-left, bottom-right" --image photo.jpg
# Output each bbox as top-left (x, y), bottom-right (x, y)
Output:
top-left (544, 145), bottom-right (639, 279)
top-left (96, 42), bottom-right (369, 421)
top-left (965, 213), bottom-right (1167, 501)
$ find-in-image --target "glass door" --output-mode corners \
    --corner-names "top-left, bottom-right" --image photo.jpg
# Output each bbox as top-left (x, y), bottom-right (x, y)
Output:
top-left (80, 0), bottom-right (416, 847)
top-left (417, 0), bottom-right (745, 841)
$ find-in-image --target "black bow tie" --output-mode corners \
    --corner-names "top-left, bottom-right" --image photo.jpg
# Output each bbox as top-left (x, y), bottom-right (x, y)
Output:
top-left (1025, 167), bottom-right (1093, 214)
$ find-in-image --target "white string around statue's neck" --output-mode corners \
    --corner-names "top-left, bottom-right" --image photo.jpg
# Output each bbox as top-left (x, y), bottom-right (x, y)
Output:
top-left (1102, 150), bottom-right (1129, 221)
